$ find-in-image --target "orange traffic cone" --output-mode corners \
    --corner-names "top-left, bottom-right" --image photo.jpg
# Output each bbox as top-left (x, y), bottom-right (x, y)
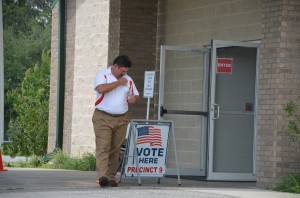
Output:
top-left (0, 149), bottom-right (7, 172)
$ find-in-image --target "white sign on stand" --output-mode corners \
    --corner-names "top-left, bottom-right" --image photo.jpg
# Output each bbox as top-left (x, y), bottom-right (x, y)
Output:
top-left (143, 71), bottom-right (155, 120)
top-left (119, 119), bottom-right (181, 186)
top-left (143, 71), bottom-right (155, 98)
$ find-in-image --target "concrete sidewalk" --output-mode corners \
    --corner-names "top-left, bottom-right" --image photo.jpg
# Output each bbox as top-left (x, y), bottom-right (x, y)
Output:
top-left (0, 168), bottom-right (299, 198)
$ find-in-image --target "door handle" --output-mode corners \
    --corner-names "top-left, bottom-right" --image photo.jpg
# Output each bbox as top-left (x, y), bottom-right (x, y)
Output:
top-left (211, 103), bottom-right (219, 120)
top-left (160, 106), bottom-right (208, 117)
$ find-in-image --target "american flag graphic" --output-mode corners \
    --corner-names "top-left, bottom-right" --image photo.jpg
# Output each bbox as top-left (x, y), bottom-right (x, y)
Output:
top-left (137, 126), bottom-right (162, 147)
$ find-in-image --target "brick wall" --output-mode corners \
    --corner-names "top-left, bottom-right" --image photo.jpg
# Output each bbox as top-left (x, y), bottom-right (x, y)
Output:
top-left (257, 0), bottom-right (300, 188)
top-left (111, 0), bottom-right (158, 119)
top-left (108, 0), bottom-right (121, 63)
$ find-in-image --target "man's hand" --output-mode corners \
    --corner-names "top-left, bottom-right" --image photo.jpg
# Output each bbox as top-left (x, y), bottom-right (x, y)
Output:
top-left (118, 77), bottom-right (128, 85)
top-left (127, 95), bottom-right (139, 104)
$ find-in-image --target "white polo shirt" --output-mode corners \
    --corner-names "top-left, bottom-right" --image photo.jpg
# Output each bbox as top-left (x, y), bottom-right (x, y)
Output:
top-left (94, 66), bottom-right (139, 114)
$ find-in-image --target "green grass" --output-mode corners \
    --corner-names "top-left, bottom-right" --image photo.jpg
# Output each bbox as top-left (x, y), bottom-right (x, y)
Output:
top-left (274, 174), bottom-right (300, 194)
top-left (4, 149), bottom-right (96, 171)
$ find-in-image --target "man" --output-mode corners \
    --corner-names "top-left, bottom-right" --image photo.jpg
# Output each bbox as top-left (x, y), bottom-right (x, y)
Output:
top-left (92, 55), bottom-right (139, 187)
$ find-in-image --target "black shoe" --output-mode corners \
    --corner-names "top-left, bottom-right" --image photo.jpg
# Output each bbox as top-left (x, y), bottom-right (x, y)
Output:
top-left (109, 180), bottom-right (118, 187)
top-left (99, 177), bottom-right (109, 187)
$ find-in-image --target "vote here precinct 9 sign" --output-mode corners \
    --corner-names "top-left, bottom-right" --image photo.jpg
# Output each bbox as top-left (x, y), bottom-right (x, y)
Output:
top-left (125, 124), bottom-right (170, 178)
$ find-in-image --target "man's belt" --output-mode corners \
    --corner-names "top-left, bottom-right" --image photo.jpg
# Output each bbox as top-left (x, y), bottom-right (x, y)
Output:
top-left (96, 109), bottom-right (126, 117)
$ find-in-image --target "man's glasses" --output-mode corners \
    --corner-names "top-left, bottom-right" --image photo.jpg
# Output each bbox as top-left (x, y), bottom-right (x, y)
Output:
top-left (118, 66), bottom-right (128, 74)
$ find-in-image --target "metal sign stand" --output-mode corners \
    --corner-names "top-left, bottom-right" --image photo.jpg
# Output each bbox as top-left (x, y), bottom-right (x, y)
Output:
top-left (119, 119), bottom-right (181, 186)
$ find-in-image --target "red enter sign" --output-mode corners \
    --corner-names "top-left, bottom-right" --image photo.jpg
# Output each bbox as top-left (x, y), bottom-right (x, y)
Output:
top-left (216, 58), bottom-right (233, 74)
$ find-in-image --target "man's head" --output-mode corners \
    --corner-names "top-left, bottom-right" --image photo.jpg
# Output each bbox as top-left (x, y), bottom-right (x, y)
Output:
top-left (112, 55), bottom-right (132, 79)
top-left (113, 55), bottom-right (132, 68)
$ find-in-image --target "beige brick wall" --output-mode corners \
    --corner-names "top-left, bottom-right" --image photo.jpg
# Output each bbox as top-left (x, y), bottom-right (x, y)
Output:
top-left (257, 0), bottom-right (300, 188)
top-left (157, 0), bottom-right (262, 47)
top-left (71, 0), bottom-right (110, 155)
top-left (49, 0), bottom-right (110, 155)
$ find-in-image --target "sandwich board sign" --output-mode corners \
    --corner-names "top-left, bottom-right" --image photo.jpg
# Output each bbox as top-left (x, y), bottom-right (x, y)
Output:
top-left (120, 119), bottom-right (181, 185)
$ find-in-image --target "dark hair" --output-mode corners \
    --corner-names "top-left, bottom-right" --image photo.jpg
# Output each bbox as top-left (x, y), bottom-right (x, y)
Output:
top-left (113, 55), bottom-right (132, 68)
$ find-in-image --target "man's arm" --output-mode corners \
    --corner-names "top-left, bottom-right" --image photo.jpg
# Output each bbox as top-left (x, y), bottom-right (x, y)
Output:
top-left (95, 77), bottom-right (127, 94)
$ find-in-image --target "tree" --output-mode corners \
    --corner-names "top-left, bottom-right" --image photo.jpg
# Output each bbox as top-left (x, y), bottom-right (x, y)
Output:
top-left (3, 50), bottom-right (50, 157)
top-left (3, 0), bottom-right (52, 34)
top-left (3, 0), bottom-right (52, 140)
top-left (3, 0), bottom-right (51, 91)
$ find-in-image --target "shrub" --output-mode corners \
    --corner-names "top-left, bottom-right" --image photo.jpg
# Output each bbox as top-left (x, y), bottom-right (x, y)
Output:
top-left (284, 101), bottom-right (300, 142)
top-left (275, 102), bottom-right (300, 194)
top-left (275, 175), bottom-right (300, 194)
top-left (49, 150), bottom-right (96, 171)
top-left (3, 50), bottom-right (50, 157)
top-left (5, 150), bottom-right (96, 172)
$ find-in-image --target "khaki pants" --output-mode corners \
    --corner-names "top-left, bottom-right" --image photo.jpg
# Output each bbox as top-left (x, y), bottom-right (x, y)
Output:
top-left (92, 109), bottom-right (129, 180)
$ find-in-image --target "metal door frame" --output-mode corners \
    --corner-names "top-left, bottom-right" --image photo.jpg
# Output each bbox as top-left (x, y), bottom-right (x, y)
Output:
top-left (158, 45), bottom-right (210, 176)
top-left (208, 40), bottom-right (260, 181)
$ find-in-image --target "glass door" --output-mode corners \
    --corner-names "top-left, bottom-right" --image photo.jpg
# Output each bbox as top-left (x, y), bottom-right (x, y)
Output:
top-left (158, 45), bottom-right (209, 176)
top-left (208, 40), bottom-right (260, 181)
